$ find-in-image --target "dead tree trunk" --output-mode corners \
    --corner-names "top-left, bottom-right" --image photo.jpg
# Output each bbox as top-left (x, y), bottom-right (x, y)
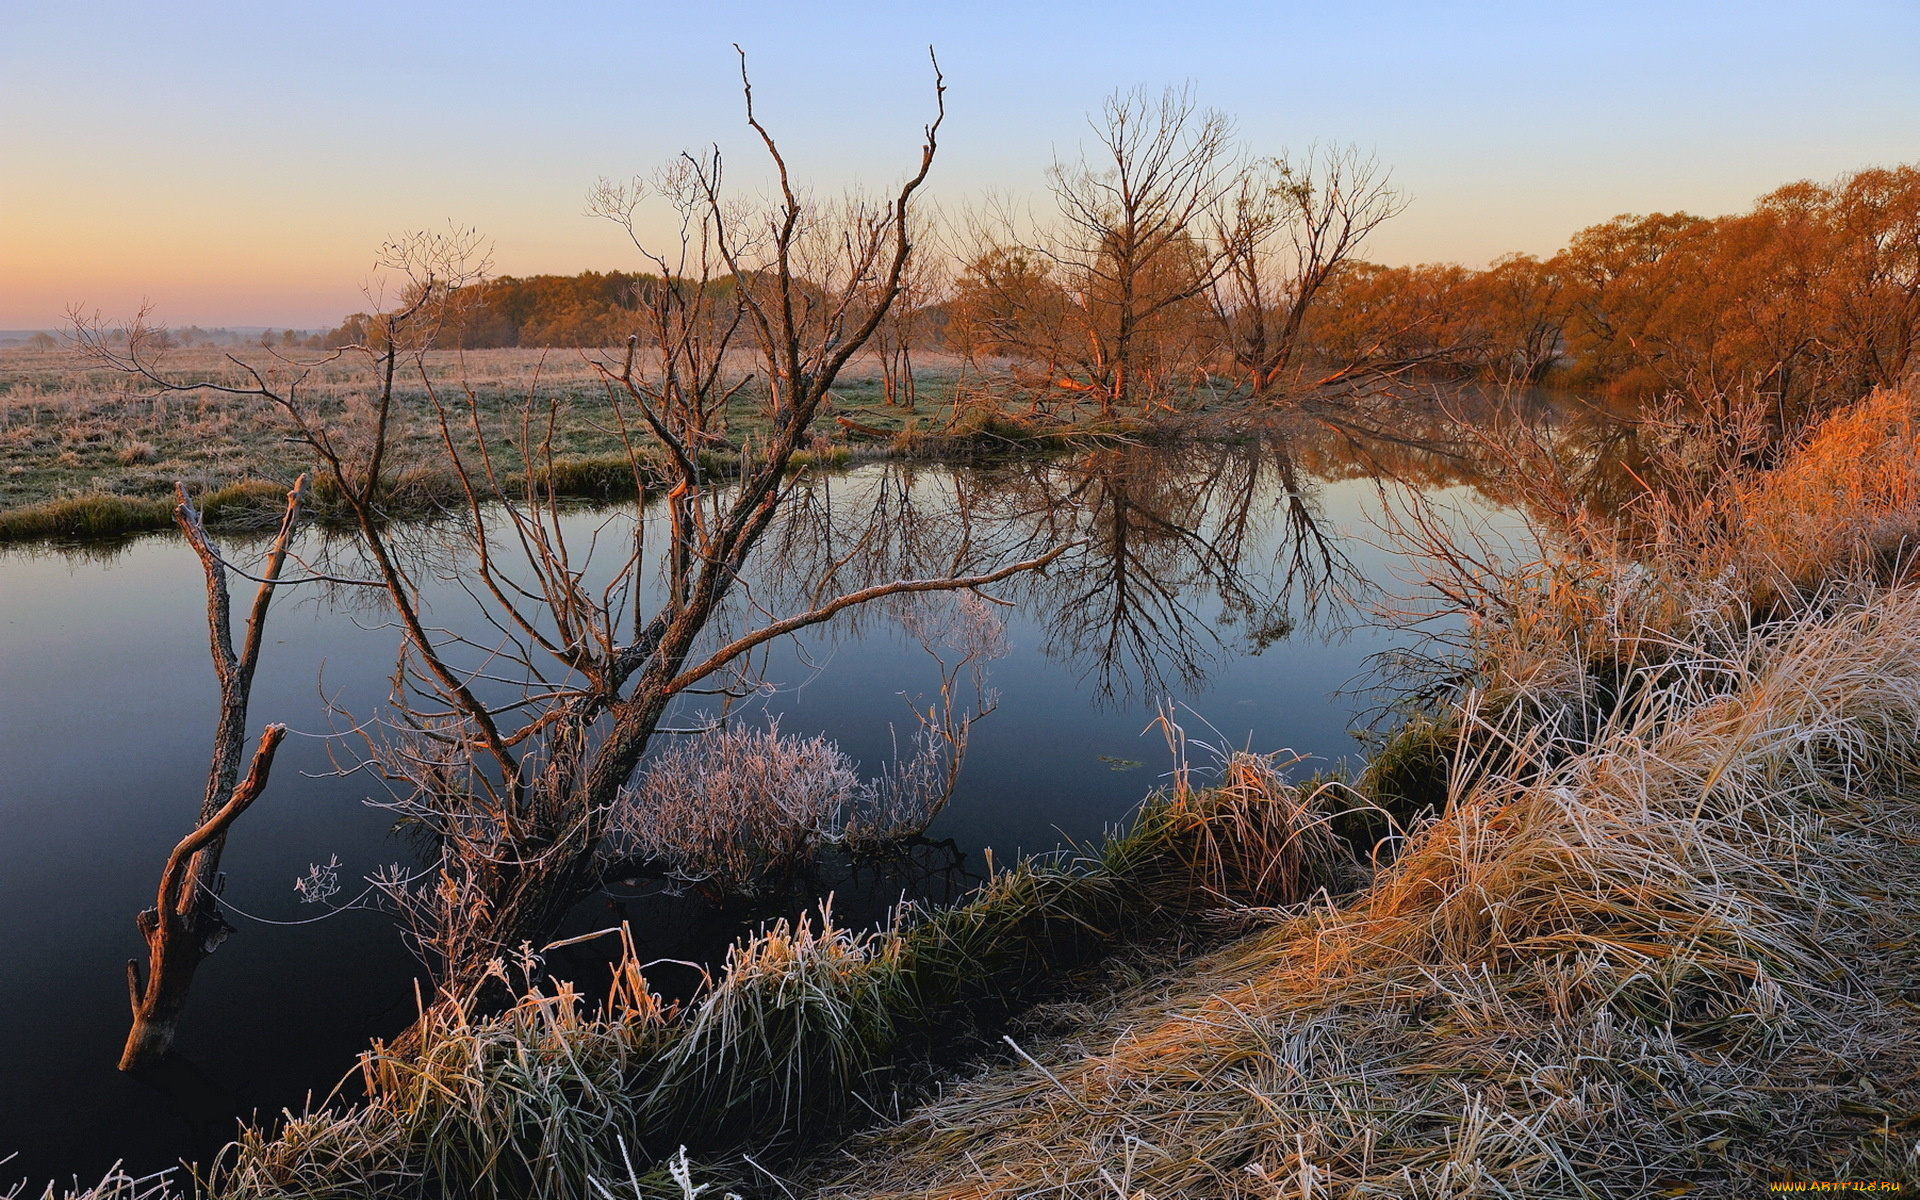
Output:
top-left (121, 476), bottom-right (306, 1072)
top-left (123, 726), bottom-right (286, 1070)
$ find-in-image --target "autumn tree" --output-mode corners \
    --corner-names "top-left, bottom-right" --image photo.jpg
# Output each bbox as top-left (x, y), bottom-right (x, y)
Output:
top-left (947, 242), bottom-right (1077, 382)
top-left (1027, 85), bottom-right (1241, 414)
top-left (1207, 145), bottom-right (1405, 398)
top-left (1465, 253), bottom-right (1569, 384)
top-left (1808, 166), bottom-right (1920, 394)
top-left (1301, 260), bottom-right (1489, 382)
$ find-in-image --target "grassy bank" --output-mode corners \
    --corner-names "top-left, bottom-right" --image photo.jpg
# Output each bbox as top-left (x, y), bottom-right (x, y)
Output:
top-left (805, 387), bottom-right (1920, 1196)
top-left (0, 345), bottom-right (1288, 545)
top-left (23, 759), bottom-right (1367, 1200)
top-left (0, 457), bottom-right (670, 543)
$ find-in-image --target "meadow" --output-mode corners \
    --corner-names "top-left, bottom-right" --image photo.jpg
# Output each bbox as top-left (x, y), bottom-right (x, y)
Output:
top-left (0, 345), bottom-right (1172, 543)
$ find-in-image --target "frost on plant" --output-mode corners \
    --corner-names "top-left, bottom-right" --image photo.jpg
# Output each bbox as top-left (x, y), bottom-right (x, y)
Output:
top-left (294, 855), bottom-right (342, 905)
top-left (601, 718), bottom-right (864, 889)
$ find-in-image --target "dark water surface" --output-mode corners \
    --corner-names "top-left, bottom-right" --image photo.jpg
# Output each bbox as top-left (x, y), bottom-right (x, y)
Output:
top-left (0, 419), bottom-right (1533, 1185)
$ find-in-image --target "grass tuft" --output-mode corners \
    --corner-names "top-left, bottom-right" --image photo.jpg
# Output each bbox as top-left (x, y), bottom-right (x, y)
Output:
top-left (0, 493), bottom-right (173, 542)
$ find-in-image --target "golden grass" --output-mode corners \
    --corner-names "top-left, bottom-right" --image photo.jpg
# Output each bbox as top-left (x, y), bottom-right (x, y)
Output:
top-left (810, 389), bottom-right (1920, 1197)
top-left (818, 583), bottom-right (1920, 1197)
top-left (1733, 387), bottom-right (1920, 595)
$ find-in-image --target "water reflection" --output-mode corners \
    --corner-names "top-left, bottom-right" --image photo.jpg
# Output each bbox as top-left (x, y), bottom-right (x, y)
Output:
top-left (760, 435), bottom-right (1370, 706)
top-left (0, 388), bottom-right (1582, 1186)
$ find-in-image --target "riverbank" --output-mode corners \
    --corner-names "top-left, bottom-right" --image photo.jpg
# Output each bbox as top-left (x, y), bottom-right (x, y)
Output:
top-left (805, 385), bottom-right (1920, 1196)
top-left (819, 600), bottom-right (1920, 1194)
top-left (26, 386), bottom-right (1920, 1197)
top-left (0, 346), bottom-right (1184, 544)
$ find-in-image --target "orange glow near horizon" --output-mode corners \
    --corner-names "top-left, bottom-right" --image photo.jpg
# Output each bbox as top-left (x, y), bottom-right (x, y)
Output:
top-left (3, 3), bottom-right (1914, 330)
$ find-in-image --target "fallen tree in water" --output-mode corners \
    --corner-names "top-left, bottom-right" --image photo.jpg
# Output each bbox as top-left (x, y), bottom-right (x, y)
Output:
top-left (121, 476), bottom-right (306, 1073)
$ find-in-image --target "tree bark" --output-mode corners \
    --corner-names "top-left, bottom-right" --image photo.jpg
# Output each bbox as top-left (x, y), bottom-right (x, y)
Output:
top-left (122, 725), bottom-right (286, 1071)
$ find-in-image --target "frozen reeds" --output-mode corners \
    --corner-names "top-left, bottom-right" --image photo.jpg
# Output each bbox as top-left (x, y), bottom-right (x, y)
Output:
top-left (603, 720), bottom-right (866, 889)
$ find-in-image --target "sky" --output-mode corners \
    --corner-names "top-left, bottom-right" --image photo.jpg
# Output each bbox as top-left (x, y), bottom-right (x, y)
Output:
top-left (1, 0), bottom-right (1915, 330)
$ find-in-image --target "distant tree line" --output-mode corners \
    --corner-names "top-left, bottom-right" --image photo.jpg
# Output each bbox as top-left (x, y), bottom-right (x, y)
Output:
top-left (1296, 165), bottom-right (1920, 415)
top-left (324, 271), bottom-right (665, 350)
top-left (315, 88), bottom-right (1916, 426)
top-left (948, 149), bottom-right (1920, 420)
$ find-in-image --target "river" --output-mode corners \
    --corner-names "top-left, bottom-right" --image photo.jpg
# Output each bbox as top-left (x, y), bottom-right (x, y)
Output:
top-left (0, 405), bottom-right (1558, 1184)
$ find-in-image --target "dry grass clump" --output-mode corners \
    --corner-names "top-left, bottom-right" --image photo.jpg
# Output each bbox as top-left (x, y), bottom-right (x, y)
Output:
top-left (1101, 750), bottom-right (1364, 915)
top-left (536, 454), bottom-right (662, 500)
top-left (604, 709), bottom-right (1010, 894)
top-left (642, 911), bottom-right (911, 1151)
top-left (4, 1168), bottom-right (179, 1200)
top-left (821, 585), bottom-right (1920, 1195)
top-left (1403, 387), bottom-right (1920, 756)
top-left (197, 960), bottom-right (680, 1200)
top-left (0, 492), bottom-right (173, 542)
top-left (1733, 386), bottom-right (1920, 593)
top-left (814, 409), bottom-right (1920, 1195)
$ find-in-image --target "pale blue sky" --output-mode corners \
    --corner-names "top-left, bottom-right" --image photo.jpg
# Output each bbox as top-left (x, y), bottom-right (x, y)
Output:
top-left (2, 1), bottom-right (1914, 327)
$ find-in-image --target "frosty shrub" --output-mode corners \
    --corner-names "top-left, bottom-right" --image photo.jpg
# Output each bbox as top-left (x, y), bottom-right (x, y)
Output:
top-left (604, 594), bottom-right (1010, 888)
top-left (603, 719), bottom-right (864, 889)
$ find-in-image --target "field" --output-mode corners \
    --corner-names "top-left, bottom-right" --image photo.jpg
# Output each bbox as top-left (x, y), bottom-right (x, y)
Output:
top-left (0, 345), bottom-right (1056, 531)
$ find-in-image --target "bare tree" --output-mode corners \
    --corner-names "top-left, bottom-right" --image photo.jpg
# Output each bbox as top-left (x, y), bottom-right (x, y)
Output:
top-left (1208, 145), bottom-right (1406, 399)
top-left (88, 52), bottom-right (1066, 1003)
top-left (587, 157), bottom-right (750, 452)
top-left (119, 476), bottom-right (307, 1071)
top-left (867, 212), bottom-right (947, 411)
top-left (1034, 85), bottom-right (1241, 414)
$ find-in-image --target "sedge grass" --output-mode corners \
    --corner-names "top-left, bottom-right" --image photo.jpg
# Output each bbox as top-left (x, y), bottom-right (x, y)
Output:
top-left (819, 582), bottom-right (1920, 1197)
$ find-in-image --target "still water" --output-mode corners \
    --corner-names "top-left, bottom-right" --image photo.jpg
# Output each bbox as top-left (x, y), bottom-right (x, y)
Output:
top-left (0, 420), bottom-right (1531, 1184)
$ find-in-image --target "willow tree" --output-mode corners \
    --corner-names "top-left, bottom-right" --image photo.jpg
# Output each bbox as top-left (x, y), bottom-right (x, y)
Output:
top-left (1207, 145), bottom-right (1405, 398)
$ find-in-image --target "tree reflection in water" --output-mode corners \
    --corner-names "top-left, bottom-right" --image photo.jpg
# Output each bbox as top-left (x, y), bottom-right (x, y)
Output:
top-left (756, 433), bottom-right (1372, 706)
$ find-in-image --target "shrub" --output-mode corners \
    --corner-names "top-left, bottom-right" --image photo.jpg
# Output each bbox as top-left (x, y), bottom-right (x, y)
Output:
top-left (601, 719), bottom-right (864, 889)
